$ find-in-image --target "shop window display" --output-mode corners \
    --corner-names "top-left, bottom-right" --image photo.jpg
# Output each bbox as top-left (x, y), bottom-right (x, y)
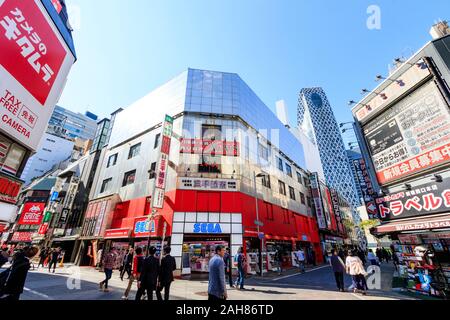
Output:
top-left (393, 234), bottom-right (450, 298)
top-left (182, 240), bottom-right (228, 273)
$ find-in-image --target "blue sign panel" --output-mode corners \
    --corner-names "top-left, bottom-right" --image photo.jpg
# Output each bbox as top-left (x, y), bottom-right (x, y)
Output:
top-left (50, 191), bottom-right (59, 202)
top-left (193, 223), bottom-right (223, 234)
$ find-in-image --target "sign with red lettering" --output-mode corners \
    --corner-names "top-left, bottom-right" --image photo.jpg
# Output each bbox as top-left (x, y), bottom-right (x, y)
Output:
top-left (38, 222), bottom-right (49, 235)
top-left (11, 231), bottom-right (33, 242)
top-left (104, 228), bottom-right (130, 239)
top-left (180, 139), bottom-right (239, 157)
top-left (0, 0), bottom-right (75, 151)
top-left (0, 172), bottom-right (22, 203)
top-left (152, 115), bottom-right (173, 209)
top-left (376, 176), bottom-right (450, 221)
top-left (363, 81), bottom-right (450, 185)
top-left (18, 202), bottom-right (45, 225)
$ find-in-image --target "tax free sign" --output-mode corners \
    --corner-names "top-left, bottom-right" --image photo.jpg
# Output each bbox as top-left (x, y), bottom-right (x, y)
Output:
top-left (0, 0), bottom-right (75, 151)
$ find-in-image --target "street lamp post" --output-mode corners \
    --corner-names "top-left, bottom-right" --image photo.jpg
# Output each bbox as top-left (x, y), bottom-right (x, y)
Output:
top-left (253, 171), bottom-right (267, 277)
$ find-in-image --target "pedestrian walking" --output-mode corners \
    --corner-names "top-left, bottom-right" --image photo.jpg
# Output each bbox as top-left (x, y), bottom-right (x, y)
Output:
top-left (96, 247), bottom-right (103, 269)
top-left (223, 248), bottom-right (234, 288)
top-left (120, 248), bottom-right (133, 281)
top-left (48, 248), bottom-right (60, 273)
top-left (136, 246), bottom-right (160, 301)
top-left (345, 250), bottom-right (368, 295)
top-left (99, 247), bottom-right (117, 292)
top-left (274, 248), bottom-right (283, 275)
top-left (208, 245), bottom-right (227, 301)
top-left (37, 248), bottom-right (47, 268)
top-left (122, 247), bottom-right (145, 300)
top-left (310, 249), bottom-right (316, 267)
top-left (296, 247), bottom-right (306, 273)
top-left (156, 246), bottom-right (176, 301)
top-left (234, 247), bottom-right (246, 290)
top-left (367, 249), bottom-right (379, 266)
top-left (0, 248), bottom-right (9, 268)
top-left (376, 248), bottom-right (383, 263)
top-left (0, 246), bottom-right (39, 301)
top-left (392, 250), bottom-right (400, 271)
top-left (382, 248), bottom-right (391, 263)
top-left (330, 249), bottom-right (346, 292)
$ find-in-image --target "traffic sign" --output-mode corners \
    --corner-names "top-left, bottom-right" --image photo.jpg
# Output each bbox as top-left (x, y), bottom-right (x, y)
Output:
top-left (254, 220), bottom-right (264, 227)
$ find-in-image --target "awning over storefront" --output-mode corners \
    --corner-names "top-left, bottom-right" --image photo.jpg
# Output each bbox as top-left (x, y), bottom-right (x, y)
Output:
top-left (372, 213), bottom-right (450, 235)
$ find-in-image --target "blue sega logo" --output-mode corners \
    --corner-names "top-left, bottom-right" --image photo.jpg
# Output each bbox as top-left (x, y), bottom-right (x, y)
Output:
top-left (193, 223), bottom-right (223, 234)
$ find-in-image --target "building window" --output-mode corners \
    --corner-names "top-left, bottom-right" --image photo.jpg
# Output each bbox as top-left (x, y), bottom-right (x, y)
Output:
top-left (277, 157), bottom-right (283, 172)
top-left (107, 153), bottom-right (118, 168)
top-left (266, 203), bottom-right (274, 221)
top-left (154, 133), bottom-right (161, 149)
top-left (289, 186), bottom-right (296, 200)
top-left (122, 170), bottom-right (136, 187)
top-left (261, 174), bottom-right (271, 189)
top-left (128, 143), bottom-right (141, 159)
top-left (278, 180), bottom-right (286, 196)
top-left (149, 162), bottom-right (156, 179)
top-left (297, 172), bottom-right (303, 185)
top-left (258, 143), bottom-right (269, 161)
top-left (100, 178), bottom-right (112, 193)
top-left (303, 176), bottom-right (309, 186)
top-left (285, 164), bottom-right (292, 177)
top-left (307, 196), bottom-right (312, 208)
top-left (300, 192), bottom-right (306, 205)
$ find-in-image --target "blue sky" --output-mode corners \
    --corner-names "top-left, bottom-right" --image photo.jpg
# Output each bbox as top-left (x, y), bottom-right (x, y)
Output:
top-left (59, 0), bottom-right (449, 145)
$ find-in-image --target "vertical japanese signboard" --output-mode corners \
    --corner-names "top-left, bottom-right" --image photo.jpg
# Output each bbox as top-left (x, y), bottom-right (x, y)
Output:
top-left (353, 158), bottom-right (379, 219)
top-left (310, 173), bottom-right (327, 230)
top-left (0, 0), bottom-right (76, 151)
top-left (152, 115), bottom-right (173, 209)
top-left (330, 189), bottom-right (345, 234)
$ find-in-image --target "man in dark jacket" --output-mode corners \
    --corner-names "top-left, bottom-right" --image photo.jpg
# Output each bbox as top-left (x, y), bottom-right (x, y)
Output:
top-left (156, 246), bottom-right (176, 301)
top-left (136, 246), bottom-right (160, 301)
top-left (120, 248), bottom-right (134, 281)
top-left (330, 249), bottom-right (346, 292)
top-left (223, 248), bottom-right (234, 287)
top-left (37, 248), bottom-right (47, 268)
top-left (48, 248), bottom-right (60, 273)
top-left (0, 246), bottom-right (38, 301)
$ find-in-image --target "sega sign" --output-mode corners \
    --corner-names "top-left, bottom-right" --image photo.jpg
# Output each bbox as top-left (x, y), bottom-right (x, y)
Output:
top-left (193, 223), bottom-right (223, 234)
top-left (134, 217), bottom-right (157, 237)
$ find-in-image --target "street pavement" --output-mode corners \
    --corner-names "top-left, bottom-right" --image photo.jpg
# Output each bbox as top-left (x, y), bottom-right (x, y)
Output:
top-left (1, 262), bottom-right (415, 301)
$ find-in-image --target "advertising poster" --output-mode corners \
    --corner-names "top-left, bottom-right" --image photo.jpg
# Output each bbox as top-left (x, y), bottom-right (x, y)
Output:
top-left (363, 81), bottom-right (450, 185)
top-left (375, 176), bottom-right (450, 221)
top-left (0, 0), bottom-right (76, 151)
top-left (18, 202), bottom-right (45, 225)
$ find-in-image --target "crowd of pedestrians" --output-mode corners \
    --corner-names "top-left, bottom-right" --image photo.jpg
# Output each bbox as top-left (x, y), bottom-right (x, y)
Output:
top-left (96, 245), bottom-right (176, 301)
top-left (328, 245), bottom-right (398, 296)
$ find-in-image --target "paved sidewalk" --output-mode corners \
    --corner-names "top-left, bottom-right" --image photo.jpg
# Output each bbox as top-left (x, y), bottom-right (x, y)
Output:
top-left (13, 263), bottom-right (415, 300)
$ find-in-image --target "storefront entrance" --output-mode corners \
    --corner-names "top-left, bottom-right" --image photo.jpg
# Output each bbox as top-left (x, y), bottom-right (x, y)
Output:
top-left (182, 235), bottom-right (230, 274)
top-left (171, 212), bottom-right (243, 276)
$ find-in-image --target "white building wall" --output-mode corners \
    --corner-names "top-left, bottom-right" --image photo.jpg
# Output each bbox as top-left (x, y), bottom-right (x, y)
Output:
top-left (20, 133), bottom-right (75, 185)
